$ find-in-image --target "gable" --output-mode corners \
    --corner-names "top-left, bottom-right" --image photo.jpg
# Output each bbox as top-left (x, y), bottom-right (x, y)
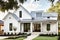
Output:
top-left (3, 13), bottom-right (20, 22)
top-left (14, 5), bottom-right (32, 20)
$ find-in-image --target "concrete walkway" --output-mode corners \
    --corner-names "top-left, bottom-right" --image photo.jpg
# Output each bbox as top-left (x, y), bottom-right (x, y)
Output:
top-left (24, 33), bottom-right (40, 40)
top-left (0, 36), bottom-right (8, 39)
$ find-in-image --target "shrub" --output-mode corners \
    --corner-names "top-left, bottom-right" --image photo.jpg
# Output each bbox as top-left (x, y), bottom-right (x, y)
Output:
top-left (27, 33), bottom-right (31, 36)
top-left (40, 34), bottom-right (57, 36)
top-left (11, 33), bottom-right (13, 35)
top-left (4, 32), bottom-right (6, 36)
top-left (58, 32), bottom-right (60, 36)
top-left (8, 32), bottom-right (9, 35)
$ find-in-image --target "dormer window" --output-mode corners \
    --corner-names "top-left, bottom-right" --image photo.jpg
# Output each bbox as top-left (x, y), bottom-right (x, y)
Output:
top-left (47, 17), bottom-right (50, 18)
top-left (25, 0), bottom-right (27, 1)
top-left (32, 17), bottom-right (34, 20)
top-left (35, 0), bottom-right (36, 1)
top-left (19, 11), bottom-right (22, 18)
top-left (37, 0), bottom-right (39, 1)
top-left (35, 0), bottom-right (39, 1)
top-left (36, 13), bottom-right (42, 17)
top-left (9, 17), bottom-right (11, 19)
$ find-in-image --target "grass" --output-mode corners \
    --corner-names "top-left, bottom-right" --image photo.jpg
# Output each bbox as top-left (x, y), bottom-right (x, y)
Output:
top-left (33, 36), bottom-right (58, 40)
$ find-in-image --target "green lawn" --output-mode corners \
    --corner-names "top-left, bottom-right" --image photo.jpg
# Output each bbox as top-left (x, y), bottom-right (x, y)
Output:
top-left (33, 36), bottom-right (58, 40)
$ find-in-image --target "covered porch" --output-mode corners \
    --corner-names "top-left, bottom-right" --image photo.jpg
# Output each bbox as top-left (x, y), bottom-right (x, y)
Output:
top-left (20, 22), bottom-right (42, 33)
top-left (20, 20), bottom-right (58, 34)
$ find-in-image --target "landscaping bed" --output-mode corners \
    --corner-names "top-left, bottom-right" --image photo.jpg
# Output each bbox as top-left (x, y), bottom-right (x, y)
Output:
top-left (40, 34), bottom-right (57, 36)
top-left (2, 37), bottom-right (25, 40)
top-left (0, 33), bottom-right (31, 36)
top-left (0, 33), bottom-right (31, 40)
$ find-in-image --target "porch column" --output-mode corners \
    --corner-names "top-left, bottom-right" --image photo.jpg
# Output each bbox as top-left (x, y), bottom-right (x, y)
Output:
top-left (30, 22), bottom-right (33, 33)
top-left (21, 23), bottom-right (24, 33)
top-left (41, 22), bottom-right (43, 32)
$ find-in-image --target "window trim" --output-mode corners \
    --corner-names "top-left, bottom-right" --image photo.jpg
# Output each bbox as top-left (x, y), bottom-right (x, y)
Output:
top-left (47, 17), bottom-right (50, 19)
top-left (25, 0), bottom-right (27, 1)
top-left (47, 24), bottom-right (50, 31)
top-left (37, 0), bottom-right (39, 1)
top-left (36, 13), bottom-right (42, 17)
top-left (35, 0), bottom-right (39, 1)
top-left (35, 0), bottom-right (36, 1)
top-left (19, 11), bottom-right (22, 18)
top-left (9, 23), bottom-right (13, 31)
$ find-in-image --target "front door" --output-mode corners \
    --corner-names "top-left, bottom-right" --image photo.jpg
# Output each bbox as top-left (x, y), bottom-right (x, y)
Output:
top-left (33, 24), bottom-right (41, 32)
top-left (24, 23), bottom-right (30, 32)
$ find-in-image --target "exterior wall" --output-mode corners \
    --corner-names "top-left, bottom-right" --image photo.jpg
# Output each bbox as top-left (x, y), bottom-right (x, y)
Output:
top-left (14, 6), bottom-right (32, 20)
top-left (31, 11), bottom-right (58, 20)
top-left (43, 16), bottom-right (57, 20)
top-left (3, 14), bottom-right (20, 34)
top-left (41, 21), bottom-right (58, 35)
top-left (2, 11), bottom-right (58, 35)
top-left (58, 21), bottom-right (60, 32)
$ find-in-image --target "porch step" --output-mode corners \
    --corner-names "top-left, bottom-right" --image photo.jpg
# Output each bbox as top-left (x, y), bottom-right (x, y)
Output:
top-left (32, 32), bottom-right (40, 35)
top-left (24, 33), bottom-right (40, 40)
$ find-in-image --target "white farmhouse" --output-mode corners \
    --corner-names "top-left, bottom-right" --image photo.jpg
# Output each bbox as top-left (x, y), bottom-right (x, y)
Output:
top-left (2, 4), bottom-right (58, 35)
top-left (0, 0), bottom-right (58, 35)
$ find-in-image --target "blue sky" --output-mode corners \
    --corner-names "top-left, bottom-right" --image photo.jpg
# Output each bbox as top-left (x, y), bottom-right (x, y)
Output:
top-left (0, 0), bottom-right (58, 20)
top-left (23, 0), bottom-right (58, 12)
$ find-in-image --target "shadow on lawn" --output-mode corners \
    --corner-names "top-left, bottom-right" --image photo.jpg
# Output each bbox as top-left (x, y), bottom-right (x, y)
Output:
top-left (58, 32), bottom-right (60, 40)
top-left (58, 36), bottom-right (60, 40)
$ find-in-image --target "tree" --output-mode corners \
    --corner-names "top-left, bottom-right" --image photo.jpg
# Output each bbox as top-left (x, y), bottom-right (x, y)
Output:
top-left (48, 0), bottom-right (55, 6)
top-left (0, 0), bottom-right (24, 12)
top-left (19, 0), bottom-right (24, 4)
top-left (47, 0), bottom-right (60, 20)
top-left (48, 1), bottom-right (60, 13)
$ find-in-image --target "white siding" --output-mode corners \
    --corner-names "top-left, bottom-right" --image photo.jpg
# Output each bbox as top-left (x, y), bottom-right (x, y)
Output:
top-left (43, 16), bottom-right (57, 20)
top-left (3, 14), bottom-right (20, 34)
top-left (42, 21), bottom-right (58, 34)
top-left (14, 6), bottom-right (32, 20)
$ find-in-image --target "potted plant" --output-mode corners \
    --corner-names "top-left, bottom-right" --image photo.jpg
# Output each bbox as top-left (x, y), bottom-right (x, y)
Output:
top-left (13, 26), bottom-right (17, 31)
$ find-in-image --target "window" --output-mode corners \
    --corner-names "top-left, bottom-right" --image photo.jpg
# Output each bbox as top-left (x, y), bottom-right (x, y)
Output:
top-left (32, 17), bottom-right (34, 20)
top-left (47, 17), bottom-right (50, 18)
top-left (19, 11), bottom-right (22, 18)
top-left (35, 0), bottom-right (36, 1)
top-left (47, 24), bottom-right (50, 31)
top-left (9, 23), bottom-right (13, 31)
top-left (36, 13), bottom-right (42, 17)
top-left (9, 17), bottom-right (11, 19)
top-left (35, 0), bottom-right (39, 1)
top-left (37, 0), bottom-right (39, 1)
top-left (25, 0), bottom-right (27, 1)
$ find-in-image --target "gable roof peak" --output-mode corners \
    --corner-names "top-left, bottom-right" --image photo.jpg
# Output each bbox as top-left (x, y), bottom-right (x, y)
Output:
top-left (3, 12), bottom-right (20, 22)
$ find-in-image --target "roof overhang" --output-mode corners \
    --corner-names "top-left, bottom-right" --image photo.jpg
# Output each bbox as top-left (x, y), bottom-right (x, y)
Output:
top-left (19, 19), bottom-right (57, 23)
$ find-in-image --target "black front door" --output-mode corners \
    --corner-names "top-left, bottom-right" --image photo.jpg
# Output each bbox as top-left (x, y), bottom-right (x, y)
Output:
top-left (24, 23), bottom-right (30, 32)
top-left (33, 24), bottom-right (41, 32)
